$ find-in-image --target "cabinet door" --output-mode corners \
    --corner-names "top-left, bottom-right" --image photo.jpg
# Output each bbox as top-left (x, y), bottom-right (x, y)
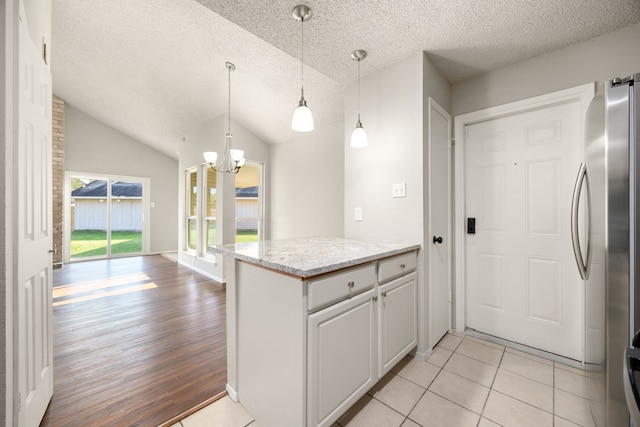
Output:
top-left (379, 272), bottom-right (417, 377)
top-left (307, 289), bottom-right (377, 427)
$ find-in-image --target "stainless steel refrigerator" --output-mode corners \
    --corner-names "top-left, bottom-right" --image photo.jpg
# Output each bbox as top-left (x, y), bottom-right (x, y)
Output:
top-left (580, 73), bottom-right (639, 427)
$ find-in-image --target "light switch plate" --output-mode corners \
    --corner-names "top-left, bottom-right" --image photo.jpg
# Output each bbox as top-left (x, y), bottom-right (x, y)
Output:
top-left (355, 207), bottom-right (363, 221)
top-left (392, 183), bottom-right (406, 198)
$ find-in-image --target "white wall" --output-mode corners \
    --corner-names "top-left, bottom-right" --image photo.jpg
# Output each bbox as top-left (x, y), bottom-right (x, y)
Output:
top-left (270, 123), bottom-right (344, 240)
top-left (452, 22), bottom-right (640, 116)
top-left (344, 52), bottom-right (425, 242)
top-left (23, 0), bottom-right (51, 67)
top-left (64, 104), bottom-right (178, 254)
top-left (344, 51), bottom-right (451, 356)
top-left (179, 115), bottom-right (270, 280)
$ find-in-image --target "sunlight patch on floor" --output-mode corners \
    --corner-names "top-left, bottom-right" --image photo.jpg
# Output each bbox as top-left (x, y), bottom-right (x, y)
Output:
top-left (53, 272), bottom-right (157, 306)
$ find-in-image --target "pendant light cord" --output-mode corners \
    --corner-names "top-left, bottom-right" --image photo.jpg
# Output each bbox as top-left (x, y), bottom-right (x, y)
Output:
top-left (227, 64), bottom-right (231, 135)
top-left (357, 57), bottom-right (361, 121)
top-left (300, 18), bottom-right (305, 99)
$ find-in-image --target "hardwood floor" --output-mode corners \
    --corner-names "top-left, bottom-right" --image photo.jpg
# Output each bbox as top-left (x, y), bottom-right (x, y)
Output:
top-left (40, 255), bottom-right (227, 427)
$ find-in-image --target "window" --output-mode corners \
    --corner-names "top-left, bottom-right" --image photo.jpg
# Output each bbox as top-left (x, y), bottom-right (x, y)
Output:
top-left (235, 162), bottom-right (263, 243)
top-left (65, 172), bottom-right (149, 262)
top-left (185, 168), bottom-right (198, 252)
top-left (204, 166), bottom-right (217, 256)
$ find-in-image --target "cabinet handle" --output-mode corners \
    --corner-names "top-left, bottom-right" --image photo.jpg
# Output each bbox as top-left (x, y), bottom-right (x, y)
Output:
top-left (347, 281), bottom-right (355, 289)
top-left (372, 296), bottom-right (378, 302)
top-left (400, 263), bottom-right (406, 269)
top-left (382, 291), bottom-right (387, 298)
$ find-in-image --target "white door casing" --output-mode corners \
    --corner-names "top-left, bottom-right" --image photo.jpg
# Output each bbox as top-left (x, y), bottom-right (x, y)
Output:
top-left (16, 8), bottom-right (54, 426)
top-left (454, 84), bottom-right (594, 361)
top-left (428, 98), bottom-right (452, 348)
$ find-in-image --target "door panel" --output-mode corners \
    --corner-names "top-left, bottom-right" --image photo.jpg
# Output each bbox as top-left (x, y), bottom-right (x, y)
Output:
top-left (379, 273), bottom-right (417, 376)
top-left (428, 99), bottom-right (452, 348)
top-left (307, 290), bottom-right (376, 427)
top-left (465, 101), bottom-right (583, 360)
top-left (17, 10), bottom-right (54, 426)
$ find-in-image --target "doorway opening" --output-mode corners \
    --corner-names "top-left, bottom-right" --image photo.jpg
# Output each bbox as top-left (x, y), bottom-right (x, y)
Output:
top-left (64, 172), bottom-right (150, 262)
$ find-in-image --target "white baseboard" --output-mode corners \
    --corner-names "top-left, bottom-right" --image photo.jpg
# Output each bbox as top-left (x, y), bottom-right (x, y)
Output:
top-left (177, 259), bottom-right (223, 283)
top-left (226, 384), bottom-right (238, 402)
top-left (414, 347), bottom-right (433, 361)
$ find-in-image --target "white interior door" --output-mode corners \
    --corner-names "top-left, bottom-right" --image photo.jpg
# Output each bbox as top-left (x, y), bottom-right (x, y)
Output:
top-left (465, 101), bottom-right (583, 360)
top-left (428, 98), bottom-right (452, 348)
top-left (16, 10), bottom-right (54, 426)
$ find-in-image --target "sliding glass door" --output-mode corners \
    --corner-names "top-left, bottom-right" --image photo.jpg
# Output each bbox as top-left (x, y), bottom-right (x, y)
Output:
top-left (65, 172), bottom-right (150, 262)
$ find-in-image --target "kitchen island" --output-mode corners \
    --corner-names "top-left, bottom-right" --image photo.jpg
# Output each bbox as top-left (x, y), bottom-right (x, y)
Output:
top-left (214, 236), bottom-right (420, 427)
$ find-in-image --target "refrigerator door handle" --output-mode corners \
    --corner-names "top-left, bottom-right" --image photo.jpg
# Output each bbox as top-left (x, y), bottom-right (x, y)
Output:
top-left (571, 162), bottom-right (591, 280)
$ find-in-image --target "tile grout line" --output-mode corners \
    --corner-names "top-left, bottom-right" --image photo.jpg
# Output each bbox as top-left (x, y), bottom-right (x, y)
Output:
top-left (552, 361), bottom-right (556, 426)
top-left (476, 346), bottom-right (506, 426)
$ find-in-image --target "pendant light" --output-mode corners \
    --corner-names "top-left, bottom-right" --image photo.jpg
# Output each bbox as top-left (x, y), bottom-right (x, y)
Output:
top-left (350, 50), bottom-right (368, 148)
top-left (203, 62), bottom-right (245, 174)
top-left (291, 5), bottom-right (314, 132)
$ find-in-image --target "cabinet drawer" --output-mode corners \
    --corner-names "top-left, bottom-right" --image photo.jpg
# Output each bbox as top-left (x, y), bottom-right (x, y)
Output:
top-left (308, 264), bottom-right (376, 311)
top-left (377, 251), bottom-right (417, 284)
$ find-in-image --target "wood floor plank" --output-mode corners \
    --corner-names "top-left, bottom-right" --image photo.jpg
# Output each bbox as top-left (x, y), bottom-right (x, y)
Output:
top-left (40, 255), bottom-right (227, 427)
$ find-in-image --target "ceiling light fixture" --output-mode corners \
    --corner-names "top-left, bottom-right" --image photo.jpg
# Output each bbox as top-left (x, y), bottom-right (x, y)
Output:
top-left (291, 4), bottom-right (314, 132)
top-left (350, 49), bottom-right (368, 148)
top-left (203, 62), bottom-right (245, 174)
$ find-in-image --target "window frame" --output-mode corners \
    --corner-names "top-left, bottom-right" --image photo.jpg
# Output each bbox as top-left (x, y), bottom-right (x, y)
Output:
top-left (184, 166), bottom-right (198, 254)
top-left (201, 164), bottom-right (218, 260)
top-left (235, 161), bottom-right (265, 244)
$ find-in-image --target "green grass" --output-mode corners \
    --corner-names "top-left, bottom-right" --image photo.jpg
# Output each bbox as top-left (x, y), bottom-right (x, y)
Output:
top-left (71, 230), bottom-right (142, 258)
top-left (236, 229), bottom-right (258, 243)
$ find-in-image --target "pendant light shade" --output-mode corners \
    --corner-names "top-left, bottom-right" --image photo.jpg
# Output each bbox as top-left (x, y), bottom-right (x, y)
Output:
top-left (202, 62), bottom-right (245, 174)
top-left (350, 120), bottom-right (368, 148)
top-left (350, 50), bottom-right (368, 148)
top-left (292, 99), bottom-right (314, 132)
top-left (291, 5), bottom-right (314, 132)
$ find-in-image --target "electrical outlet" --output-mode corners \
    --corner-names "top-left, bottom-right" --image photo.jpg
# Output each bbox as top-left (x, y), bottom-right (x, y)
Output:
top-left (355, 207), bottom-right (363, 221)
top-left (392, 183), bottom-right (406, 198)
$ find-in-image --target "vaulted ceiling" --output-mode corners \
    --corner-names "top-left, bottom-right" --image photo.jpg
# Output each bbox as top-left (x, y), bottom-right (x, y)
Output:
top-left (52, 0), bottom-right (640, 158)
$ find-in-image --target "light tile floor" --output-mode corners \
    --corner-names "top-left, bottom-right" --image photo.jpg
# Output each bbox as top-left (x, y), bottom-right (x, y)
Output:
top-left (172, 332), bottom-right (603, 427)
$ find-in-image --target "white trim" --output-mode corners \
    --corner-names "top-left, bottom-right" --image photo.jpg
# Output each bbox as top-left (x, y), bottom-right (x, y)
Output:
top-left (427, 97), bottom-right (453, 346)
top-left (184, 166), bottom-right (198, 255)
top-left (226, 384), bottom-right (239, 402)
top-left (414, 347), bottom-right (433, 362)
top-left (200, 164), bottom-right (216, 263)
top-left (5, 1), bottom-right (17, 424)
top-left (177, 259), bottom-right (223, 283)
top-left (453, 83), bottom-right (595, 334)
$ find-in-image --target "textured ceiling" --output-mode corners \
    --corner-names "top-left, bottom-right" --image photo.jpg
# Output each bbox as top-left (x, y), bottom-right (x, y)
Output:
top-left (52, 0), bottom-right (640, 158)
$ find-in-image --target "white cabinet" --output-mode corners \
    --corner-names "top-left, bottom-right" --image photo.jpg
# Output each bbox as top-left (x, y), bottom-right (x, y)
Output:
top-left (307, 289), bottom-right (377, 427)
top-left (308, 252), bottom-right (418, 427)
top-left (307, 264), bottom-right (376, 311)
top-left (229, 249), bottom-right (418, 427)
top-left (378, 272), bottom-right (417, 377)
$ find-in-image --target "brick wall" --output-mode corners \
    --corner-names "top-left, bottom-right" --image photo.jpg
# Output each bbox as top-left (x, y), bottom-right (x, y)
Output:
top-left (52, 96), bottom-right (64, 267)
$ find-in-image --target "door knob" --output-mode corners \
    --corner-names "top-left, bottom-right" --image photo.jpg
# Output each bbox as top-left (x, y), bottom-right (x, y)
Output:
top-left (433, 236), bottom-right (443, 244)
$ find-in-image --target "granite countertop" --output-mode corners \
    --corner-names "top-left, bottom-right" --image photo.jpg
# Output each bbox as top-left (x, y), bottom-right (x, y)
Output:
top-left (213, 236), bottom-right (420, 278)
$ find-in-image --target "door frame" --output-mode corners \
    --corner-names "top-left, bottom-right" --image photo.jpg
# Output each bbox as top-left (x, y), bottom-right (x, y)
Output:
top-left (63, 171), bottom-right (151, 262)
top-left (453, 83), bottom-right (595, 333)
top-left (5, 0), bottom-right (18, 425)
